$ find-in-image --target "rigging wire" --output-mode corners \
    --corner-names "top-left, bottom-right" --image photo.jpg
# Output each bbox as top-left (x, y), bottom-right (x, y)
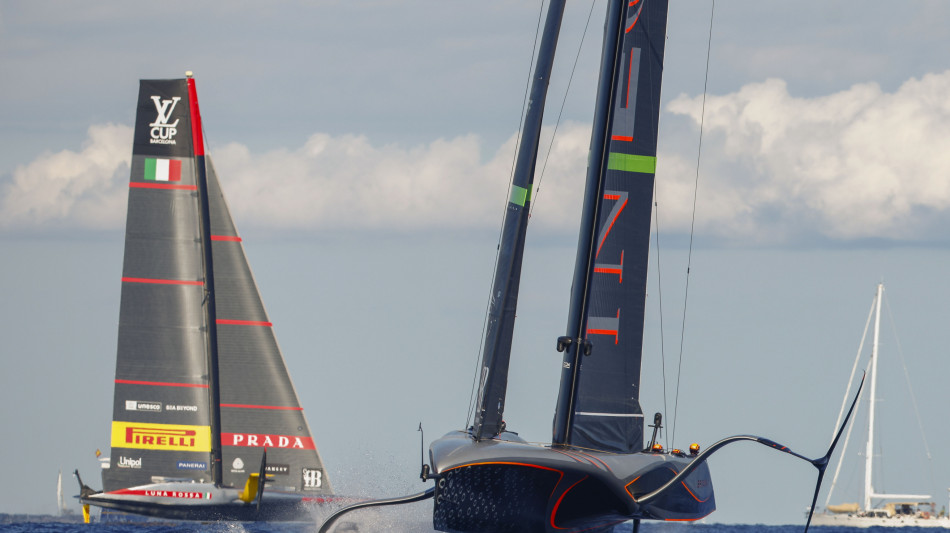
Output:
top-left (883, 293), bottom-right (935, 499)
top-left (670, 0), bottom-right (715, 447)
top-left (465, 0), bottom-right (547, 430)
top-left (530, 0), bottom-right (597, 217)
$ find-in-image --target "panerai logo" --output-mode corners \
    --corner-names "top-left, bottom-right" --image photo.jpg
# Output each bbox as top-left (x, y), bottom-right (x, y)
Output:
top-left (149, 96), bottom-right (180, 145)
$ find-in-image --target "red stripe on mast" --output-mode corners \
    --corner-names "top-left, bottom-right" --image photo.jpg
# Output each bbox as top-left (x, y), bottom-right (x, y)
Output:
top-left (210, 235), bottom-right (242, 242)
top-left (186, 77), bottom-right (204, 156)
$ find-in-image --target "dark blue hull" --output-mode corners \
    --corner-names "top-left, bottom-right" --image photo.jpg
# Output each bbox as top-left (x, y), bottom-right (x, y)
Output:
top-left (429, 431), bottom-right (715, 533)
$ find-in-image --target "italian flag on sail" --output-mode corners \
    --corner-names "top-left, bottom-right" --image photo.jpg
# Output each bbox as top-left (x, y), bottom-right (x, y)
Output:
top-left (144, 158), bottom-right (182, 181)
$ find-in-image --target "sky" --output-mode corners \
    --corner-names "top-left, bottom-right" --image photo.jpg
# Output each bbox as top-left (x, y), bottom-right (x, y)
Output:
top-left (2, 0), bottom-right (950, 527)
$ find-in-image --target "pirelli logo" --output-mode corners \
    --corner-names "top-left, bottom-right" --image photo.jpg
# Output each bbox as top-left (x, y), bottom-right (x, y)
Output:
top-left (111, 422), bottom-right (211, 452)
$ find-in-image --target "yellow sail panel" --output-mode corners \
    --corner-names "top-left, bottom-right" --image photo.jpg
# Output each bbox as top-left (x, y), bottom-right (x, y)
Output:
top-left (111, 421), bottom-right (212, 452)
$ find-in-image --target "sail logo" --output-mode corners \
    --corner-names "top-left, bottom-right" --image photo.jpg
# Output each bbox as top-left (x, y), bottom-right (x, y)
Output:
top-left (111, 421), bottom-right (211, 452)
top-left (149, 96), bottom-right (181, 145)
top-left (302, 467), bottom-right (323, 490)
top-left (177, 461), bottom-right (207, 470)
top-left (117, 456), bottom-right (142, 469)
top-left (222, 432), bottom-right (315, 450)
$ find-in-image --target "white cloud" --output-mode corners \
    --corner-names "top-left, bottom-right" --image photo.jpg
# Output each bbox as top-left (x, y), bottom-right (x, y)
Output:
top-left (0, 123), bottom-right (131, 231)
top-left (0, 120), bottom-right (593, 235)
top-left (663, 71), bottom-right (950, 243)
top-left (5, 71), bottom-right (950, 245)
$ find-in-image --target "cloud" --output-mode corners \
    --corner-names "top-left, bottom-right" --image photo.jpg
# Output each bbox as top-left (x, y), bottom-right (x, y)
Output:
top-left (5, 71), bottom-right (950, 246)
top-left (0, 120), bottom-right (593, 235)
top-left (210, 125), bottom-right (590, 234)
top-left (0, 123), bottom-right (131, 231)
top-left (662, 70), bottom-right (950, 244)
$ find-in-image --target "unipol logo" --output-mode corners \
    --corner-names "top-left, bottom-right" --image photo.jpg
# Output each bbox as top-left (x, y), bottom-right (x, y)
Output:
top-left (149, 96), bottom-right (181, 145)
top-left (302, 467), bottom-right (323, 490)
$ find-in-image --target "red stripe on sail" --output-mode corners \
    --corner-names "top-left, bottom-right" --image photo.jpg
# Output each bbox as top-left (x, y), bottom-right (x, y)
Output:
top-left (130, 182), bottom-right (197, 191)
top-left (210, 235), bottom-right (242, 242)
top-left (611, 135), bottom-right (633, 142)
top-left (115, 379), bottom-right (209, 388)
top-left (221, 403), bottom-right (302, 411)
top-left (216, 319), bottom-right (272, 327)
top-left (121, 277), bottom-right (203, 286)
top-left (186, 78), bottom-right (204, 156)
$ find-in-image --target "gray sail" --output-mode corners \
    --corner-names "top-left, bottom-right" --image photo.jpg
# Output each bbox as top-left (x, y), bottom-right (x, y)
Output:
top-left (207, 159), bottom-right (332, 494)
top-left (105, 77), bottom-right (330, 496)
top-left (105, 79), bottom-right (213, 491)
top-left (555, 0), bottom-right (669, 453)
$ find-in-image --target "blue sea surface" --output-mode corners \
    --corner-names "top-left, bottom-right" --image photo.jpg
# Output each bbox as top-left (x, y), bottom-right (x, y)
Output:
top-left (0, 519), bottom-right (934, 533)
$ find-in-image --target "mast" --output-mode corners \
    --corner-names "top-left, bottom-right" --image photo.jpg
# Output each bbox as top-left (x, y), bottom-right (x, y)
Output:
top-left (472, 0), bottom-right (567, 441)
top-left (187, 75), bottom-right (223, 486)
top-left (552, 0), bottom-right (626, 447)
top-left (863, 283), bottom-right (882, 511)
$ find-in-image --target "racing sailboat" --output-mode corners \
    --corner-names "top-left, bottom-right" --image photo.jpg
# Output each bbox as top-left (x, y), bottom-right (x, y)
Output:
top-left (321, 1), bottom-right (859, 531)
top-left (76, 74), bottom-right (336, 522)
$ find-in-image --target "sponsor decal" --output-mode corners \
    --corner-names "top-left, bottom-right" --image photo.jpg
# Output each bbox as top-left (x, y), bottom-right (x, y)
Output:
top-left (222, 433), bottom-right (315, 450)
top-left (113, 488), bottom-right (209, 500)
top-left (125, 400), bottom-right (162, 412)
top-left (302, 467), bottom-right (323, 490)
top-left (149, 96), bottom-right (181, 144)
top-left (111, 421), bottom-right (211, 452)
top-left (177, 461), bottom-right (207, 471)
top-left (231, 457), bottom-right (245, 474)
top-left (116, 456), bottom-right (142, 469)
top-left (165, 404), bottom-right (198, 412)
top-left (144, 158), bottom-right (182, 182)
top-left (266, 464), bottom-right (290, 476)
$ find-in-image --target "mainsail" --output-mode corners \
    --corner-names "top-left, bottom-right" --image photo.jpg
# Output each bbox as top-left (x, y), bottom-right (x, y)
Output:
top-left (554, 0), bottom-right (669, 453)
top-left (104, 78), bottom-right (329, 497)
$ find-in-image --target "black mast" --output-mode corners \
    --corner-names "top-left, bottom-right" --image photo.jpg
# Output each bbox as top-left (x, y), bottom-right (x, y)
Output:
top-left (552, 0), bottom-right (626, 447)
top-left (187, 76), bottom-right (224, 485)
top-left (472, 0), bottom-right (567, 441)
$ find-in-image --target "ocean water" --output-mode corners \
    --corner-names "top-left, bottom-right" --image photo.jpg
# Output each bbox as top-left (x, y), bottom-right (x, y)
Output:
top-left (0, 519), bottom-right (919, 533)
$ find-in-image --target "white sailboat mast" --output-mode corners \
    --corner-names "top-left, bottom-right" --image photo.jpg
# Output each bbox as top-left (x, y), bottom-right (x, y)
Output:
top-left (863, 283), bottom-right (883, 512)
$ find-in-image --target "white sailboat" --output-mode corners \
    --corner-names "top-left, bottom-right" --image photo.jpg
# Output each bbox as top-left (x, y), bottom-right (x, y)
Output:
top-left (813, 283), bottom-right (949, 527)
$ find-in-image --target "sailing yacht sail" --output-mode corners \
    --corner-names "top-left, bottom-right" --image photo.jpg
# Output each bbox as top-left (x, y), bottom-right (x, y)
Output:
top-left (813, 283), bottom-right (948, 527)
top-left (77, 75), bottom-right (336, 522)
top-left (320, 1), bottom-right (858, 532)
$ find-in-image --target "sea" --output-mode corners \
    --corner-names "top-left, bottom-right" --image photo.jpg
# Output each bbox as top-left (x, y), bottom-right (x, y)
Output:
top-left (0, 517), bottom-right (929, 533)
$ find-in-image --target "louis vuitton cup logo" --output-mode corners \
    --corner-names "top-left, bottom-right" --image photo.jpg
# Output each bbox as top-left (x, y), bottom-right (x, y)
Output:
top-left (149, 96), bottom-right (181, 145)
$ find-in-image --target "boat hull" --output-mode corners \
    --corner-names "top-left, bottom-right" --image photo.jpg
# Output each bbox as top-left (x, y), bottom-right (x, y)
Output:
top-left (81, 481), bottom-right (343, 522)
top-left (429, 431), bottom-right (715, 533)
top-left (811, 512), bottom-right (950, 528)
